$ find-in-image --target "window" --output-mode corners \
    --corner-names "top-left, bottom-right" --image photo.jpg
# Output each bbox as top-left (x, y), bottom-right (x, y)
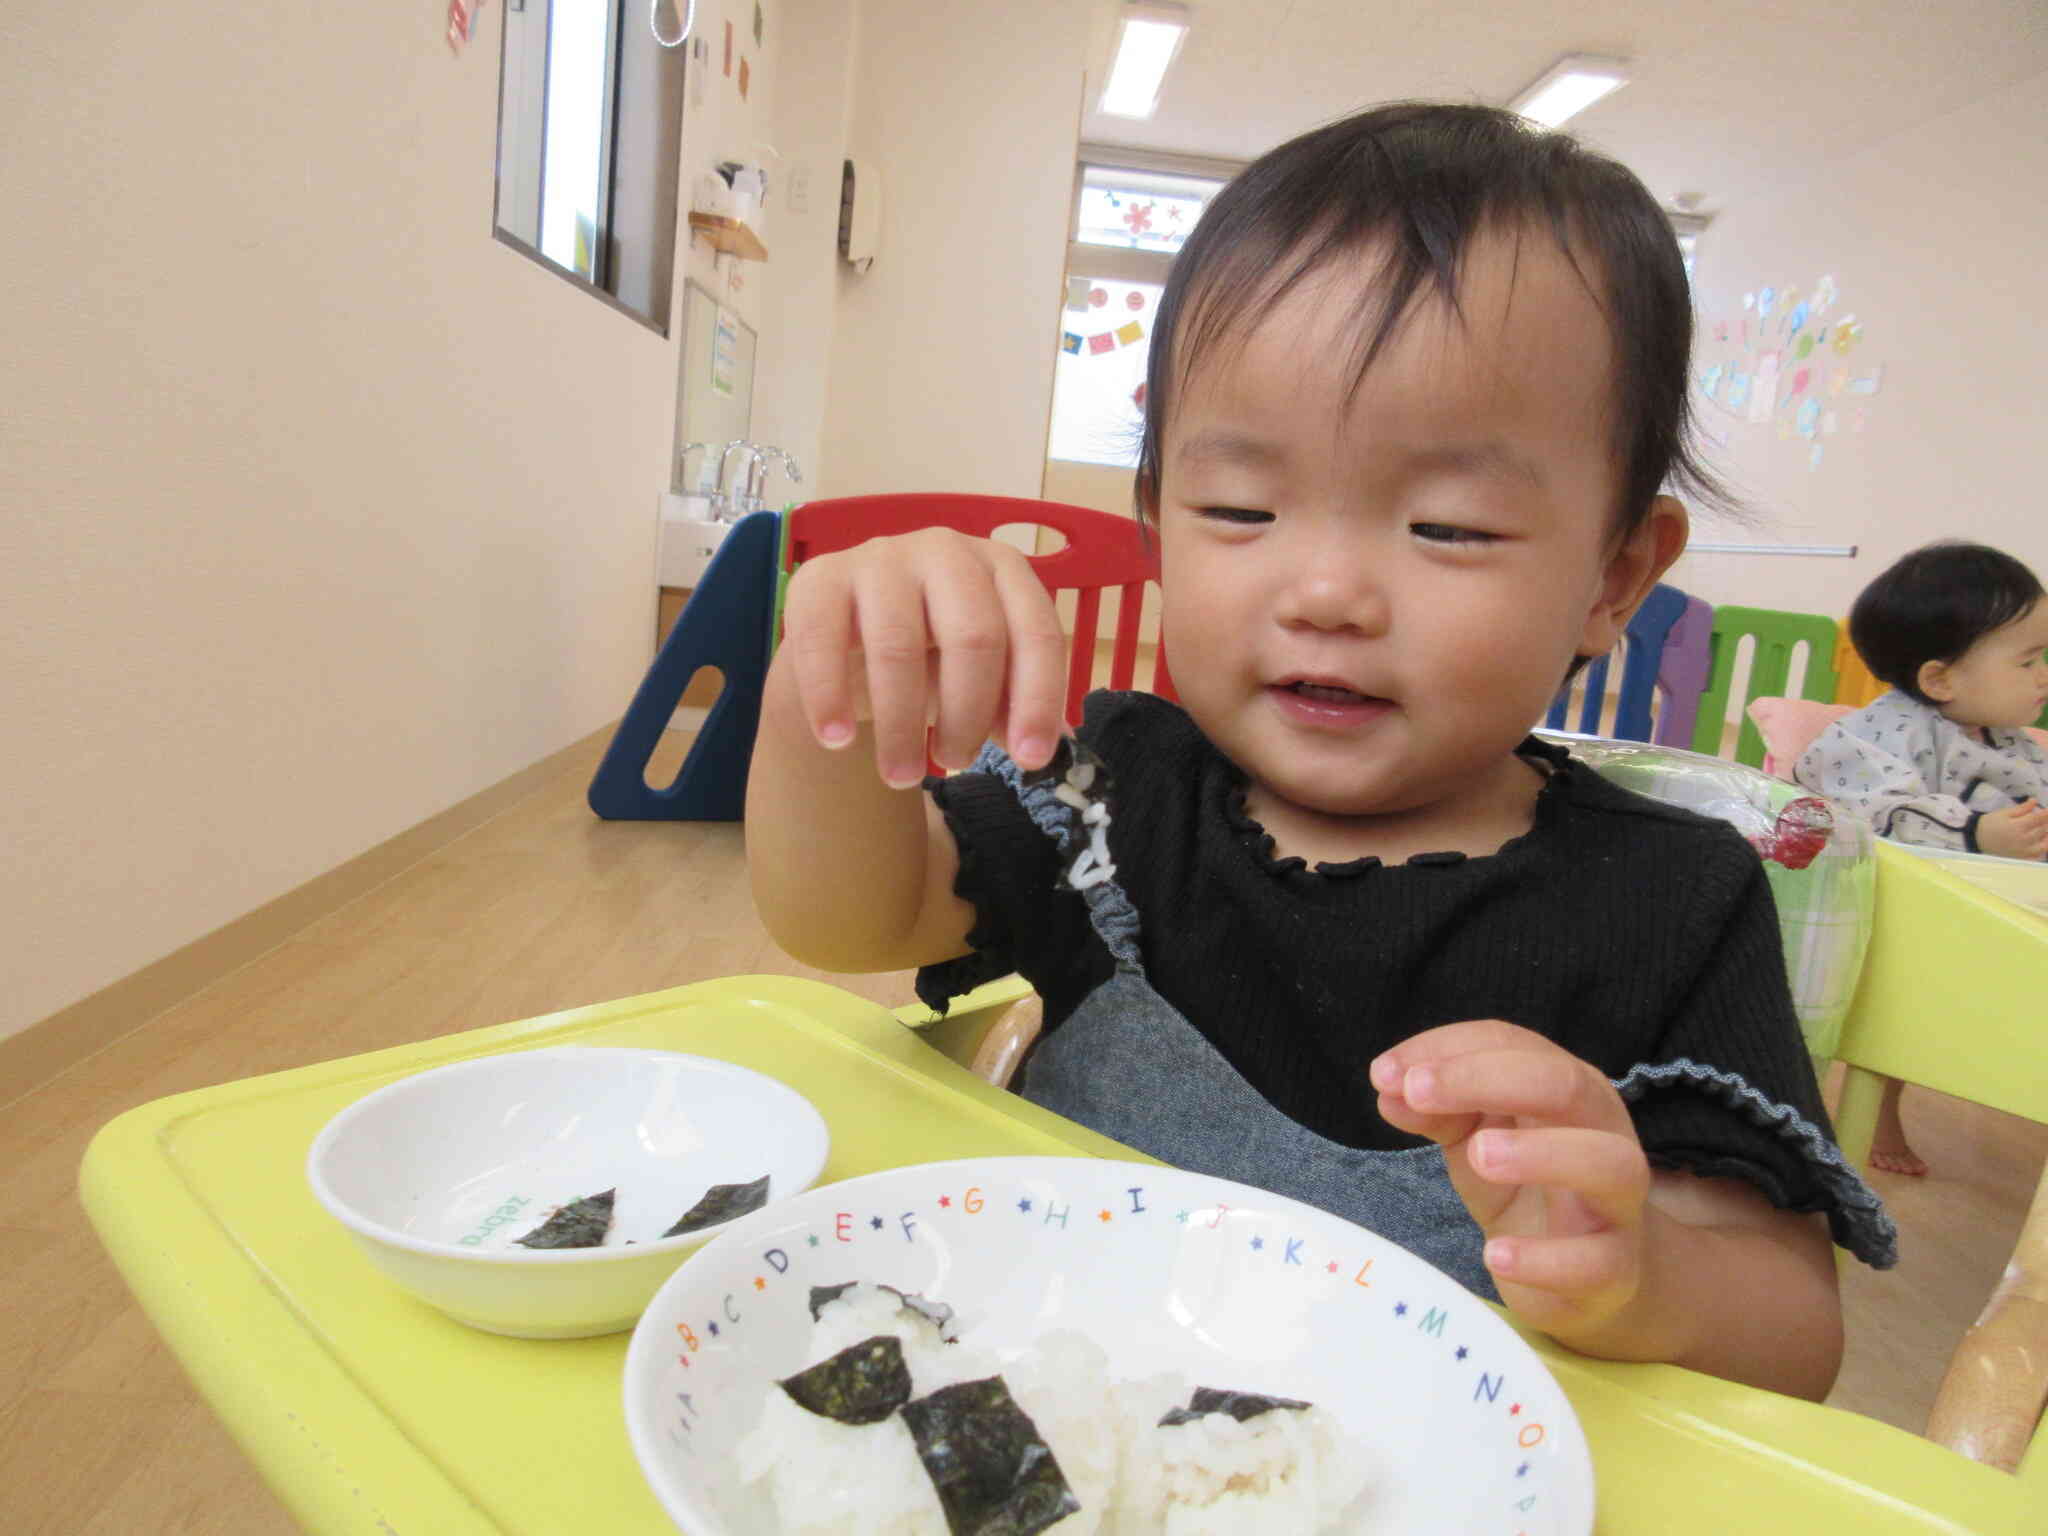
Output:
top-left (494, 0), bottom-right (685, 332)
top-left (1047, 149), bottom-right (1236, 469)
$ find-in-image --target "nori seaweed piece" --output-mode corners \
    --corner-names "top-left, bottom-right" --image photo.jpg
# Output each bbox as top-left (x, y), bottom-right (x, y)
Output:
top-left (513, 1189), bottom-right (616, 1249)
top-left (808, 1281), bottom-right (861, 1321)
top-left (804, 1281), bottom-right (957, 1339)
top-left (901, 1376), bottom-right (1080, 1536)
top-left (1157, 1386), bottom-right (1314, 1427)
top-left (662, 1174), bottom-right (771, 1237)
top-left (881, 1283), bottom-right (957, 1337)
top-left (778, 1334), bottom-right (913, 1426)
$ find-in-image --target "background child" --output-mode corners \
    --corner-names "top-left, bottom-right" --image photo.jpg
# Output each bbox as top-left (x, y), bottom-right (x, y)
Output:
top-left (1794, 540), bottom-right (2048, 1173)
top-left (748, 102), bottom-right (1892, 1400)
top-left (1797, 541), bottom-right (2048, 860)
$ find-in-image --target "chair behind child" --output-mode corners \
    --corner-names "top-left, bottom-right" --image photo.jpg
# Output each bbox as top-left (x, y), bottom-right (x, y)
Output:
top-left (1691, 605), bottom-right (1842, 766)
top-left (782, 493), bottom-right (1176, 728)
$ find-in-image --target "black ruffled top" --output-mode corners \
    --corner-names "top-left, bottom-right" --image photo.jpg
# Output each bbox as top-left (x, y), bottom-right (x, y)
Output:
top-left (920, 690), bottom-right (1891, 1262)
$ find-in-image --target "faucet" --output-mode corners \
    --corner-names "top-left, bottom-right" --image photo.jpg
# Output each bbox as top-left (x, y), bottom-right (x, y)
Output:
top-left (674, 440), bottom-right (715, 495)
top-left (745, 448), bottom-right (803, 512)
top-left (714, 439), bottom-right (761, 520)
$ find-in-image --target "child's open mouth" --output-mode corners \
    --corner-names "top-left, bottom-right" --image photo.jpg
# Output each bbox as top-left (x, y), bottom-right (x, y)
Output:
top-left (1270, 680), bottom-right (1393, 725)
top-left (1289, 682), bottom-right (1371, 704)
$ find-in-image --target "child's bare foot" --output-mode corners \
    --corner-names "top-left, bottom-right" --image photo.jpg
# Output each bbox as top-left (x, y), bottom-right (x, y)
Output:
top-left (1869, 1076), bottom-right (1927, 1175)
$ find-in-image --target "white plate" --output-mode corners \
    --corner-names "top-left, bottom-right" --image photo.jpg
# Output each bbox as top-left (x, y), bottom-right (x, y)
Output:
top-left (309, 1047), bottom-right (829, 1337)
top-left (624, 1156), bottom-right (1594, 1533)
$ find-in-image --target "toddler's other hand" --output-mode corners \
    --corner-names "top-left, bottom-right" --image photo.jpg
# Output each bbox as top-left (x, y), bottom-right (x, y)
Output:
top-left (1978, 799), bottom-right (2048, 861)
top-left (1372, 1020), bottom-right (1651, 1343)
top-left (779, 529), bottom-right (1069, 787)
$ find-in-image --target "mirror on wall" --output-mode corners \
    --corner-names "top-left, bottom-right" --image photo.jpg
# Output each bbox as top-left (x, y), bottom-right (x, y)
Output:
top-left (494, 0), bottom-right (686, 331)
top-left (674, 280), bottom-right (756, 490)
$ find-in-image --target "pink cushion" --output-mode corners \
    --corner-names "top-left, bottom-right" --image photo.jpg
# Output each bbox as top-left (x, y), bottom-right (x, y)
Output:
top-left (1747, 696), bottom-right (2048, 778)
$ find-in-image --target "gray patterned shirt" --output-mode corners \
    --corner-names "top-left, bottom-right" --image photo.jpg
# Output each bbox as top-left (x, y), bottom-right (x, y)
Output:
top-left (1793, 689), bottom-right (2048, 852)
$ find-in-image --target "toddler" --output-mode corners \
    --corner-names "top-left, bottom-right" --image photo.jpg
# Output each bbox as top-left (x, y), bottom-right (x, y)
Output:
top-left (749, 103), bottom-right (1892, 1400)
top-left (1795, 540), bottom-right (2048, 1175)
top-left (1797, 541), bottom-right (2048, 860)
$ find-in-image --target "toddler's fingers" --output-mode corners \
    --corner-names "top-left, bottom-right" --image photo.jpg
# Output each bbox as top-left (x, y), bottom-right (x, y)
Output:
top-left (782, 562), bottom-right (863, 750)
top-left (990, 553), bottom-right (1069, 771)
top-left (1467, 1127), bottom-right (1650, 1230)
top-left (850, 557), bottom-right (937, 789)
top-left (1390, 1047), bottom-right (1632, 1138)
top-left (921, 544), bottom-right (1014, 772)
top-left (1374, 1088), bottom-right (1483, 1149)
top-left (1484, 1229), bottom-right (1637, 1305)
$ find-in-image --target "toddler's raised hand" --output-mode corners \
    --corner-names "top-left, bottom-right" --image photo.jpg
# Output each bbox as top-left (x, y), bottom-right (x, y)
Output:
top-left (780, 529), bottom-right (1070, 787)
top-left (1371, 1021), bottom-right (1652, 1343)
top-left (1978, 799), bottom-right (2048, 861)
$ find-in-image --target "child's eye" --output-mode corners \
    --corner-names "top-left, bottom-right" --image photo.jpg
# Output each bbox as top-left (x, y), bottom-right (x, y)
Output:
top-left (1195, 506), bottom-right (1274, 525)
top-left (1410, 522), bottom-right (1498, 545)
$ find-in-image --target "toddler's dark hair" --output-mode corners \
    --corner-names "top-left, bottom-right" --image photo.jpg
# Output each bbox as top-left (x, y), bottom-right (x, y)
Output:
top-left (1134, 101), bottom-right (1726, 540)
top-left (1849, 541), bottom-right (2044, 702)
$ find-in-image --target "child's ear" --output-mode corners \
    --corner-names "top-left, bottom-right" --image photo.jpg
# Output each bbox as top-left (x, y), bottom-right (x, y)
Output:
top-left (1917, 658), bottom-right (1955, 703)
top-left (1577, 495), bottom-right (1689, 658)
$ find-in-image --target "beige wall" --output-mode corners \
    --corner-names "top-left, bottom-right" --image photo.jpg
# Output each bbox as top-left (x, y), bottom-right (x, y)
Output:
top-left (815, 0), bottom-right (1093, 498)
top-left (1, 0), bottom-right (1104, 1048)
top-left (0, 4), bottom-right (752, 1044)
top-left (1671, 67), bottom-right (2048, 622)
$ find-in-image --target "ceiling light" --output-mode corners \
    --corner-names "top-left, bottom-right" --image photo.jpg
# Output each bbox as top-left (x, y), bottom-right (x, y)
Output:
top-left (1099, 3), bottom-right (1190, 120)
top-left (1508, 54), bottom-right (1630, 129)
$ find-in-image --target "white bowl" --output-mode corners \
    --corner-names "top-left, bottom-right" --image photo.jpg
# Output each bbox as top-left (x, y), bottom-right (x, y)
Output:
top-left (624, 1156), bottom-right (1594, 1534)
top-left (308, 1047), bottom-right (829, 1338)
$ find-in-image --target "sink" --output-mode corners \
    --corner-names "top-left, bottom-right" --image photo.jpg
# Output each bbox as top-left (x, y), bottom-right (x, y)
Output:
top-left (657, 494), bottom-right (731, 587)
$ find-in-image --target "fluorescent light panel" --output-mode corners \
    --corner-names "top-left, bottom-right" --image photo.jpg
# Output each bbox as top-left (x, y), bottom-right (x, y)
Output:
top-left (1510, 55), bottom-right (1629, 129)
top-left (1100, 5), bottom-right (1189, 120)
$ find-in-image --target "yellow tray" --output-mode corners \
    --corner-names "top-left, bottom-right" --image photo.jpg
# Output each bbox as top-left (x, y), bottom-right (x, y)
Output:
top-left (80, 976), bottom-right (2030, 1534)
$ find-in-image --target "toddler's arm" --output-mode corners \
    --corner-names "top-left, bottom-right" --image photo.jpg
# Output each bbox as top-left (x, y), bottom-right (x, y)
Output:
top-left (1373, 1021), bottom-right (1842, 1399)
top-left (746, 530), bottom-right (1070, 972)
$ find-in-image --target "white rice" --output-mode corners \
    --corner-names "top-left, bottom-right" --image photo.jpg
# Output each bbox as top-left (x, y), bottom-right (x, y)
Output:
top-left (736, 1285), bottom-right (1373, 1535)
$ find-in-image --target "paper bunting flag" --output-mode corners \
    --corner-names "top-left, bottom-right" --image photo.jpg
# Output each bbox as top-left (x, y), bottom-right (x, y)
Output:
top-left (1067, 278), bottom-right (1091, 312)
top-left (1116, 321), bottom-right (1145, 346)
top-left (1088, 332), bottom-right (1116, 355)
top-left (1061, 332), bottom-right (1083, 355)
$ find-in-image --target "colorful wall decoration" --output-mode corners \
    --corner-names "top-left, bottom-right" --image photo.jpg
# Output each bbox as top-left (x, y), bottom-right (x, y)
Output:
top-left (1694, 274), bottom-right (1885, 473)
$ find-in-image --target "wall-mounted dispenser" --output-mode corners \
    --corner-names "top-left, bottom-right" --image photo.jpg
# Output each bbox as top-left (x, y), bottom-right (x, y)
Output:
top-left (838, 158), bottom-right (882, 273)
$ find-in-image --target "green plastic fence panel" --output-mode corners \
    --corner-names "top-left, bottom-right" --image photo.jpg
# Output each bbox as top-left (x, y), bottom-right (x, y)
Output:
top-left (1690, 606), bottom-right (1841, 766)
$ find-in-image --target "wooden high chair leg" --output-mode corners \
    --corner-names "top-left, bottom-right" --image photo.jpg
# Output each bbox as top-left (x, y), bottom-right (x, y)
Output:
top-left (969, 995), bottom-right (1044, 1088)
top-left (1924, 1156), bottom-right (2048, 1472)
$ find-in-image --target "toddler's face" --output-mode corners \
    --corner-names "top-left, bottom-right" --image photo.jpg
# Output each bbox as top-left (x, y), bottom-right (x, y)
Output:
top-left (1152, 229), bottom-right (1678, 836)
top-left (1925, 600), bottom-right (2048, 730)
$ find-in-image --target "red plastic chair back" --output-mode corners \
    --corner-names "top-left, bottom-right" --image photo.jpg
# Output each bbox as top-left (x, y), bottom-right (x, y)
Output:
top-left (783, 493), bottom-right (1176, 727)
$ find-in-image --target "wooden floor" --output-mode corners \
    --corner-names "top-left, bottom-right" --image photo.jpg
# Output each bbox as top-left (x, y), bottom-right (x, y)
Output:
top-left (4, 729), bottom-right (2043, 1533)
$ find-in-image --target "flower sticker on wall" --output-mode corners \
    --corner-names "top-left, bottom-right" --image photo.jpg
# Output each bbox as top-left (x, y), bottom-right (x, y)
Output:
top-left (1122, 201), bottom-right (1155, 237)
top-left (1813, 274), bottom-right (1839, 314)
top-left (1832, 316), bottom-right (1863, 356)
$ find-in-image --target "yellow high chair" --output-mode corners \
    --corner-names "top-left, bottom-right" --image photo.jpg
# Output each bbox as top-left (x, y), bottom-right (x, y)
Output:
top-left (1831, 841), bottom-right (2048, 1486)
